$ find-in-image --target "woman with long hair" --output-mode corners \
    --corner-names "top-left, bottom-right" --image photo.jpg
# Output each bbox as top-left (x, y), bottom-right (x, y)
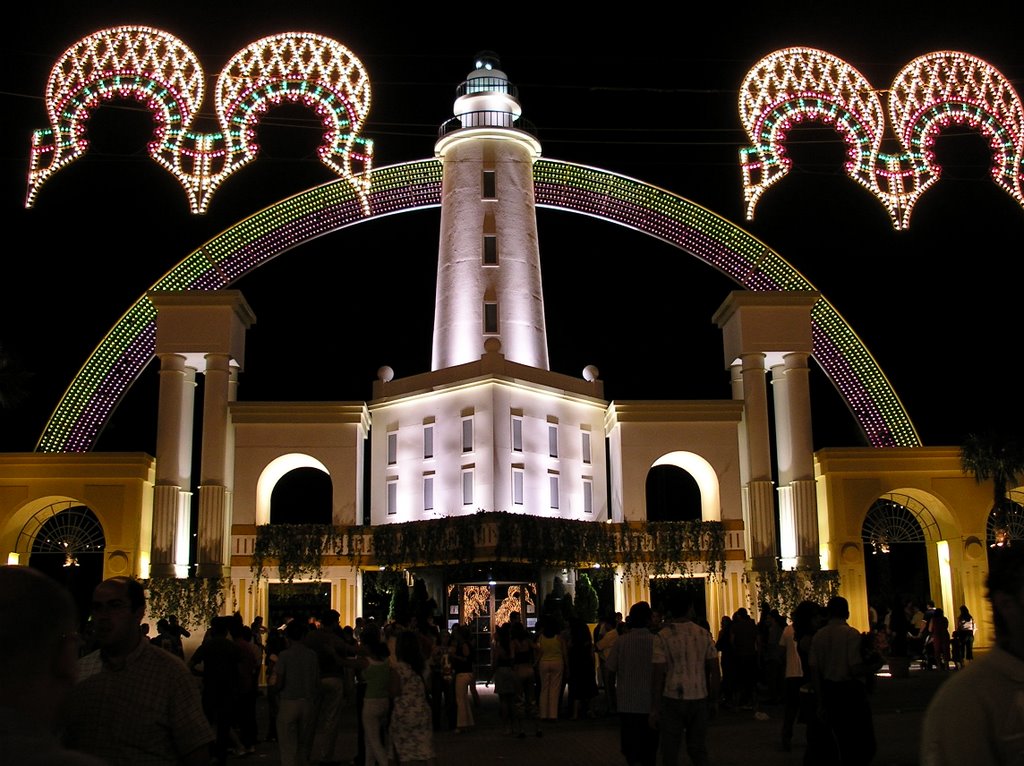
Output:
top-left (927, 608), bottom-right (952, 671)
top-left (536, 615), bottom-right (567, 721)
top-left (952, 605), bottom-right (975, 669)
top-left (511, 620), bottom-right (542, 737)
top-left (357, 624), bottom-right (392, 766)
top-left (389, 630), bottom-right (435, 766)
top-left (566, 617), bottom-right (597, 719)
top-left (491, 623), bottom-right (521, 735)
top-left (449, 624), bottom-right (476, 734)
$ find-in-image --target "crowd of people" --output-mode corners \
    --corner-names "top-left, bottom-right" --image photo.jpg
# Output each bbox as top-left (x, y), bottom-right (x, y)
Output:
top-left (6, 558), bottom-right (1022, 766)
top-left (865, 597), bottom-right (976, 672)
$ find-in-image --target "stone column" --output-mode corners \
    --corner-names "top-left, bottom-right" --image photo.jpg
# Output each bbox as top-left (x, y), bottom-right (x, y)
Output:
top-left (151, 354), bottom-right (196, 578)
top-left (772, 362), bottom-right (796, 565)
top-left (715, 291), bottom-right (821, 577)
top-left (149, 290), bottom-right (254, 580)
top-left (197, 352), bottom-right (232, 578)
top-left (740, 353), bottom-right (777, 571)
top-left (780, 352), bottom-right (819, 568)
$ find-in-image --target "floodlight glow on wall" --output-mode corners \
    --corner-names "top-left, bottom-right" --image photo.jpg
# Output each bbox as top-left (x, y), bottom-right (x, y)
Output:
top-left (26, 26), bottom-right (374, 214)
top-left (739, 48), bottom-right (1024, 229)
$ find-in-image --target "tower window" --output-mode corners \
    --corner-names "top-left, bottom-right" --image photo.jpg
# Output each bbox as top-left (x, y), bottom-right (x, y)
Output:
top-left (423, 475), bottom-right (434, 511)
top-left (582, 431), bottom-right (592, 465)
top-left (511, 415), bottom-right (523, 452)
top-left (483, 235), bottom-right (498, 265)
top-left (583, 478), bottom-right (593, 514)
top-left (423, 424), bottom-right (434, 459)
top-left (483, 170), bottom-right (496, 198)
top-left (462, 417), bottom-right (474, 453)
top-left (387, 432), bottom-right (397, 465)
top-left (387, 478), bottom-right (398, 516)
top-left (462, 468), bottom-right (474, 505)
top-left (484, 302), bottom-right (498, 334)
top-left (512, 467), bottom-right (524, 506)
top-left (548, 424), bottom-right (558, 458)
top-left (549, 474), bottom-right (559, 509)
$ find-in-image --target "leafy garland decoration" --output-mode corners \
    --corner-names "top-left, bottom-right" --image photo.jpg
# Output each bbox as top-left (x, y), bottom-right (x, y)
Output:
top-left (251, 523), bottom-right (346, 585)
top-left (142, 576), bottom-right (231, 631)
top-left (744, 567), bottom-right (841, 618)
top-left (250, 511), bottom-right (726, 584)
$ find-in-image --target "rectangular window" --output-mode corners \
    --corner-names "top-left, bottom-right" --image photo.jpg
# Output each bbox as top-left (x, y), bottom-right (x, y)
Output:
top-left (423, 425), bottom-right (434, 459)
top-left (387, 432), bottom-right (397, 465)
top-left (484, 302), bottom-right (498, 334)
top-left (583, 478), bottom-right (593, 514)
top-left (463, 469), bottom-right (474, 505)
top-left (482, 170), bottom-right (496, 198)
top-left (387, 478), bottom-right (398, 516)
top-left (549, 474), bottom-right (559, 509)
top-left (512, 467), bottom-right (524, 506)
top-left (462, 417), bottom-right (473, 453)
top-left (581, 431), bottom-right (592, 465)
top-left (483, 235), bottom-right (498, 265)
top-left (548, 424), bottom-right (558, 458)
top-left (511, 415), bottom-right (523, 452)
top-left (423, 475), bottom-right (434, 511)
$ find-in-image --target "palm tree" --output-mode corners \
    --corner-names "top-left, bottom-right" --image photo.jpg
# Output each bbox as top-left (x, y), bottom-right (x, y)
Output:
top-left (961, 430), bottom-right (1024, 547)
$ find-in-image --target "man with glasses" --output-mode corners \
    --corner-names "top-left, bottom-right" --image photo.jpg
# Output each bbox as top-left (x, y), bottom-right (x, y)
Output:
top-left (63, 576), bottom-right (213, 766)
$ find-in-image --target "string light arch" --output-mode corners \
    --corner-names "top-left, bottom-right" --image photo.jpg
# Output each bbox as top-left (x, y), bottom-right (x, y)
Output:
top-left (35, 159), bottom-right (919, 454)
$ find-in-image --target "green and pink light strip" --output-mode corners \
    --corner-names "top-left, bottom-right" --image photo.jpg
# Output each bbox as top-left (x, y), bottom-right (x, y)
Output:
top-left (37, 158), bottom-right (918, 453)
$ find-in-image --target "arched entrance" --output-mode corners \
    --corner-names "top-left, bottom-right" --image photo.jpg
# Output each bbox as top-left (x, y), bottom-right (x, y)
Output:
top-left (861, 493), bottom-right (940, 632)
top-left (989, 489), bottom-right (1024, 550)
top-left (17, 501), bottom-right (105, 626)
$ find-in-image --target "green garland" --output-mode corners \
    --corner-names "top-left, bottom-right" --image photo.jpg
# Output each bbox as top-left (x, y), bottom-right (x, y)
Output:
top-left (368, 515), bottom-right (479, 569)
top-left (251, 523), bottom-right (345, 585)
top-left (745, 567), bottom-right (841, 617)
top-left (142, 576), bottom-right (230, 631)
top-left (250, 511), bottom-right (726, 583)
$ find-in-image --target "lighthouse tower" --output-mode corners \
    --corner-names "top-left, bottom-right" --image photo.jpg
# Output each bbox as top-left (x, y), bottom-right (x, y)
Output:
top-left (367, 53), bottom-right (607, 558)
top-left (431, 52), bottom-right (548, 371)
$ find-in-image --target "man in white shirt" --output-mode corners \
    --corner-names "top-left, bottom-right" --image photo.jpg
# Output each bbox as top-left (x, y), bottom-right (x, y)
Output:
top-left (650, 590), bottom-right (719, 766)
top-left (921, 548), bottom-right (1024, 765)
top-left (607, 601), bottom-right (657, 766)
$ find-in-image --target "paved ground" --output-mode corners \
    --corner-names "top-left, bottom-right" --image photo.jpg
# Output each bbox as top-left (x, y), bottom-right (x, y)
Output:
top-left (236, 662), bottom-right (952, 765)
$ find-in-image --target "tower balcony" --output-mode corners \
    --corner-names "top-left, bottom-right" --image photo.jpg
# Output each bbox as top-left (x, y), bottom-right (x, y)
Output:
top-left (438, 111), bottom-right (538, 139)
top-left (456, 76), bottom-right (519, 99)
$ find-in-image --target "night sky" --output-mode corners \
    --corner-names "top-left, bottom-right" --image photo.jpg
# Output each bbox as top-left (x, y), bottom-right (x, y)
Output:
top-left (2, 2), bottom-right (1022, 455)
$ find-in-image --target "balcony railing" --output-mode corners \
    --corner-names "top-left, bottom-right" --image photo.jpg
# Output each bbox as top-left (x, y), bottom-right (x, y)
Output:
top-left (439, 111), bottom-right (538, 139)
top-left (247, 511), bottom-right (726, 584)
top-left (456, 76), bottom-right (519, 99)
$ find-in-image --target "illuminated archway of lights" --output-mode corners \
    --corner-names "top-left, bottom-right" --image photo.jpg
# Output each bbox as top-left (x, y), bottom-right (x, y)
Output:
top-left (26, 26), bottom-right (373, 214)
top-left (739, 48), bottom-right (1024, 230)
top-left (36, 159), bottom-right (919, 454)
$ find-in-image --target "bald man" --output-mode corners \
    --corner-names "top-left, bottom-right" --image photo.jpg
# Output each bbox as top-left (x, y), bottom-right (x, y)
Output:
top-left (0, 565), bottom-right (106, 765)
